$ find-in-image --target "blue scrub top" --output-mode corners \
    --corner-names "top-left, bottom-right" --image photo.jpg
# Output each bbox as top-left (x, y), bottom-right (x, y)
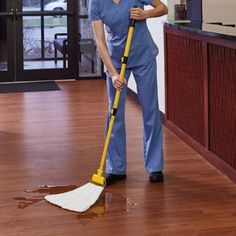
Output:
top-left (88, 0), bottom-right (159, 69)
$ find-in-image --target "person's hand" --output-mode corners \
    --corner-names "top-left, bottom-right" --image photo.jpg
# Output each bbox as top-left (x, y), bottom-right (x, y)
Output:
top-left (111, 74), bottom-right (127, 91)
top-left (130, 7), bottom-right (147, 20)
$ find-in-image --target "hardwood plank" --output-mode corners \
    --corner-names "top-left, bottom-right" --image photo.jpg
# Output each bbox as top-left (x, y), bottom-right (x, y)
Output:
top-left (0, 80), bottom-right (236, 236)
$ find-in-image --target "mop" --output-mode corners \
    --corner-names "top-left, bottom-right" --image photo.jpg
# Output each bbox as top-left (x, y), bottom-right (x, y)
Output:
top-left (45, 16), bottom-right (137, 213)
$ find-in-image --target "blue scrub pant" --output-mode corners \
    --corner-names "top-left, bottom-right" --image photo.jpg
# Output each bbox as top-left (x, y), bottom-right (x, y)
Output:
top-left (106, 59), bottom-right (164, 175)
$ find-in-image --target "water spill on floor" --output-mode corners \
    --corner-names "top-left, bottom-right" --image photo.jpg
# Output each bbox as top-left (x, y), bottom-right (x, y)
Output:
top-left (77, 192), bottom-right (137, 219)
top-left (14, 184), bottom-right (137, 218)
top-left (14, 196), bottom-right (44, 209)
top-left (14, 185), bottom-right (78, 209)
top-left (25, 184), bottom-right (78, 194)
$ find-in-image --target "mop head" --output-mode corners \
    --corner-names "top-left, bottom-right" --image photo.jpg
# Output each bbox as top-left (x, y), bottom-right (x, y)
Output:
top-left (44, 182), bottom-right (104, 212)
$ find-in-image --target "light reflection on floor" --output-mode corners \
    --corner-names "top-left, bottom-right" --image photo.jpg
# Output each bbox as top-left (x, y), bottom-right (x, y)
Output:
top-left (14, 184), bottom-right (138, 219)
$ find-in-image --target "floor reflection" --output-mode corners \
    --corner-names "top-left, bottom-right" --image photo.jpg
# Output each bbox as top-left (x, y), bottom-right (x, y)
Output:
top-left (14, 184), bottom-right (137, 219)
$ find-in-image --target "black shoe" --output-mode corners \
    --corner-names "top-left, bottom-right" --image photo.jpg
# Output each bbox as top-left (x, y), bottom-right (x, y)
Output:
top-left (105, 173), bottom-right (126, 186)
top-left (149, 171), bottom-right (164, 183)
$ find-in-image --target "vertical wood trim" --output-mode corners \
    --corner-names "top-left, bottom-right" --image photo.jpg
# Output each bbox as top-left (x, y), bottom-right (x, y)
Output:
top-left (164, 26), bottom-right (169, 120)
top-left (202, 41), bottom-right (209, 149)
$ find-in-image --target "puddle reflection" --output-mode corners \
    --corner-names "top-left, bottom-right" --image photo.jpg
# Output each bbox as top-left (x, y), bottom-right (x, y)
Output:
top-left (77, 192), bottom-right (137, 219)
top-left (14, 184), bottom-right (137, 218)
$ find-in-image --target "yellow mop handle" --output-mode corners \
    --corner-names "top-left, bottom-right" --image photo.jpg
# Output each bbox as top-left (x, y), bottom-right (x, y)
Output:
top-left (92, 18), bottom-right (136, 184)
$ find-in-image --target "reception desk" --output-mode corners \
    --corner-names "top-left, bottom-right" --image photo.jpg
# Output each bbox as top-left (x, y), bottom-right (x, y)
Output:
top-left (164, 22), bottom-right (236, 182)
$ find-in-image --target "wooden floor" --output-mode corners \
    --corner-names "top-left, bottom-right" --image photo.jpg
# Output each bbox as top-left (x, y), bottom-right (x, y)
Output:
top-left (0, 80), bottom-right (236, 236)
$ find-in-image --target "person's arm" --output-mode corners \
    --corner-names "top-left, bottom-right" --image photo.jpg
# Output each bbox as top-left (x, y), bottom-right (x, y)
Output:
top-left (92, 20), bottom-right (126, 91)
top-left (130, 0), bottom-right (168, 20)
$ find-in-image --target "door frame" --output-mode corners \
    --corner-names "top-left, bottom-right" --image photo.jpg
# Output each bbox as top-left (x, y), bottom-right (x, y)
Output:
top-left (15, 0), bottom-right (78, 82)
top-left (0, 0), bottom-right (78, 82)
top-left (0, 0), bottom-right (103, 83)
top-left (0, 1), bottom-right (16, 82)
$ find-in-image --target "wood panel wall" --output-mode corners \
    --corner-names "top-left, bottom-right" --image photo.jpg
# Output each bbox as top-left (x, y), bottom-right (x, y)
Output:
top-left (164, 25), bottom-right (236, 182)
top-left (166, 33), bottom-right (205, 145)
top-left (209, 44), bottom-right (236, 169)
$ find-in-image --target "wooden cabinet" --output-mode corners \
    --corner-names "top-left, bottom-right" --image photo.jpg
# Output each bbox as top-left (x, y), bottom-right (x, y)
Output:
top-left (164, 23), bottom-right (236, 182)
top-left (208, 44), bottom-right (236, 169)
top-left (166, 33), bottom-right (205, 145)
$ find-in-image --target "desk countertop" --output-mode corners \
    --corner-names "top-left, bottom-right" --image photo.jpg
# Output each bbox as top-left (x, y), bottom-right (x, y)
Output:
top-left (164, 22), bottom-right (236, 41)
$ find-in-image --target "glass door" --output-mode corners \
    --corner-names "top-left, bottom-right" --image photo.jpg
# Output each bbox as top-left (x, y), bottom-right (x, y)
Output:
top-left (0, 0), bottom-right (103, 83)
top-left (16, 0), bottom-right (77, 81)
top-left (0, 0), bottom-right (77, 82)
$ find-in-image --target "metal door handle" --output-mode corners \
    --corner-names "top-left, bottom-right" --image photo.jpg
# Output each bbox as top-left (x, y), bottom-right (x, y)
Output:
top-left (15, 11), bottom-right (75, 17)
top-left (9, 8), bottom-right (17, 20)
top-left (0, 8), bottom-right (74, 18)
top-left (0, 10), bottom-right (14, 17)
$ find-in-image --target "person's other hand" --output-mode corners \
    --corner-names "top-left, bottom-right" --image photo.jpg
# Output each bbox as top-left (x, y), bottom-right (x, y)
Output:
top-left (130, 7), bottom-right (147, 20)
top-left (111, 74), bottom-right (127, 91)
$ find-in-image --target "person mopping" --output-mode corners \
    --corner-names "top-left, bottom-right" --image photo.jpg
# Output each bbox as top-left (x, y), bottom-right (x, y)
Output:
top-left (89, 0), bottom-right (168, 185)
top-left (44, 0), bottom-right (168, 212)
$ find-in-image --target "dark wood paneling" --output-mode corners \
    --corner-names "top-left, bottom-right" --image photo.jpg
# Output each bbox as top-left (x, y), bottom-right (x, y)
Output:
top-left (166, 33), bottom-right (205, 145)
top-left (209, 44), bottom-right (236, 169)
top-left (164, 24), bottom-right (236, 181)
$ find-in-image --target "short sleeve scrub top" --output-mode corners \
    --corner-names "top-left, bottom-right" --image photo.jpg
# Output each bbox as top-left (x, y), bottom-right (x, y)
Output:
top-left (88, 0), bottom-right (159, 69)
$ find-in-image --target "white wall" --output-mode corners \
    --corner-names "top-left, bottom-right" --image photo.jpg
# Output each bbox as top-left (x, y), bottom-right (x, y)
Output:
top-left (167, 0), bottom-right (180, 21)
top-left (128, 1), bottom-right (168, 113)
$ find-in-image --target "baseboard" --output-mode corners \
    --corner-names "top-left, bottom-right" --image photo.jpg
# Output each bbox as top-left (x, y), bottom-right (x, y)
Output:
top-left (165, 119), bottom-right (236, 183)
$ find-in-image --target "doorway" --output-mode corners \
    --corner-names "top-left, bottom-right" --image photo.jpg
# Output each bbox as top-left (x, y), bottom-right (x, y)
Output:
top-left (0, 0), bottom-right (101, 83)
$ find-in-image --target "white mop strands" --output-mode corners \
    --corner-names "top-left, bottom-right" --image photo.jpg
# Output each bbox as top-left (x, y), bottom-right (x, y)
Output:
top-left (44, 183), bottom-right (104, 212)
